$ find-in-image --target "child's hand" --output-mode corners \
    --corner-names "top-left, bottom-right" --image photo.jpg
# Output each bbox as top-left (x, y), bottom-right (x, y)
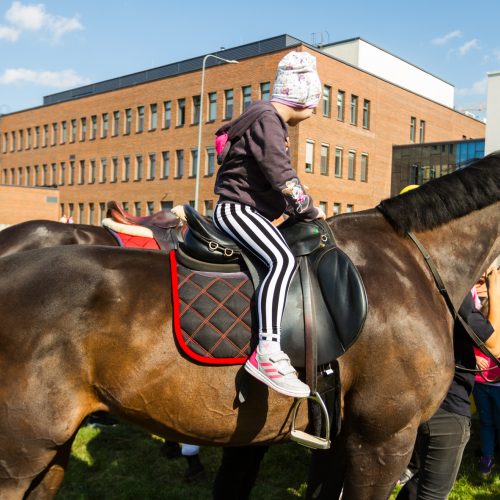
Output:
top-left (315, 207), bottom-right (326, 220)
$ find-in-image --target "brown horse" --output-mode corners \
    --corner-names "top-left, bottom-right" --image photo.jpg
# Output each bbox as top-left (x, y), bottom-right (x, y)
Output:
top-left (0, 220), bottom-right (117, 258)
top-left (0, 153), bottom-right (499, 499)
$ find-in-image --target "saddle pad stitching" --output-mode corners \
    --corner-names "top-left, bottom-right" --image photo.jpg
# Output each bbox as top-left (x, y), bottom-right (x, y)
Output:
top-left (170, 251), bottom-right (248, 365)
top-left (178, 273), bottom-right (252, 355)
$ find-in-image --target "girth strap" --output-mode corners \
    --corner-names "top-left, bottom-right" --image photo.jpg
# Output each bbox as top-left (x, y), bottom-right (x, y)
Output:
top-left (407, 231), bottom-right (500, 375)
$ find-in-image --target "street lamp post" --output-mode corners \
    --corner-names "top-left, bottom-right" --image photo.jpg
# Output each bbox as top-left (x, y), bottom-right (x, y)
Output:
top-left (194, 54), bottom-right (238, 211)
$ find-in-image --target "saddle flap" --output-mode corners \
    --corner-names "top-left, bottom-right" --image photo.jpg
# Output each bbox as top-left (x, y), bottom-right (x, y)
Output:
top-left (315, 247), bottom-right (368, 351)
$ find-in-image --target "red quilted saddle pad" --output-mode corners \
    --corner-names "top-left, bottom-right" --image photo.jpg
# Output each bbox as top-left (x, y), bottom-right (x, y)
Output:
top-left (113, 231), bottom-right (160, 249)
top-left (170, 252), bottom-right (254, 365)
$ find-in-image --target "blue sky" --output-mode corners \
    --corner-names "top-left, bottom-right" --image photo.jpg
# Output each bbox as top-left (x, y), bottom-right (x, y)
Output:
top-left (0, 0), bottom-right (499, 119)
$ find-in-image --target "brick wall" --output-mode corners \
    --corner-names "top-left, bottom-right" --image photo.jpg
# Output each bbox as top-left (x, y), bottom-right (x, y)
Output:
top-left (0, 186), bottom-right (59, 224)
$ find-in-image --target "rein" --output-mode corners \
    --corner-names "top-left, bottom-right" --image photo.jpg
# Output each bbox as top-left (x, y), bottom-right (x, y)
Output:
top-left (407, 231), bottom-right (500, 382)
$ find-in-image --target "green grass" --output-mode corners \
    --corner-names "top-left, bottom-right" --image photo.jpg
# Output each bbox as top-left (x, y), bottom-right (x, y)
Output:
top-left (56, 418), bottom-right (499, 499)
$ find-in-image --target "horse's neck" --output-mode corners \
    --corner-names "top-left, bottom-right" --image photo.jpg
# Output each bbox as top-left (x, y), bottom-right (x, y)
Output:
top-left (415, 201), bottom-right (500, 308)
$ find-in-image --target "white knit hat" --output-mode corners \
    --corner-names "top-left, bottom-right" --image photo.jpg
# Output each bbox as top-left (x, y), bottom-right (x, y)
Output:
top-left (271, 51), bottom-right (322, 109)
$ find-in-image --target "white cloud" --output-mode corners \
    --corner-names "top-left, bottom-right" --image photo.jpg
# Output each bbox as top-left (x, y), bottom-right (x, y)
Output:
top-left (0, 68), bottom-right (90, 88)
top-left (458, 39), bottom-right (480, 56)
top-left (0, 25), bottom-right (19, 41)
top-left (432, 30), bottom-right (462, 45)
top-left (456, 77), bottom-right (488, 97)
top-left (4, 1), bottom-right (82, 41)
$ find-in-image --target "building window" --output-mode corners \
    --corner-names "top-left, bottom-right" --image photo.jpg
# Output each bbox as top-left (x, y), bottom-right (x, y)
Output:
top-left (26, 128), bottom-right (31, 149)
top-left (323, 85), bottom-right (331, 117)
top-left (419, 120), bottom-right (426, 143)
top-left (80, 117), bottom-right (86, 141)
top-left (208, 92), bottom-right (217, 121)
top-left (10, 131), bottom-right (16, 151)
top-left (91, 115), bottom-right (97, 140)
top-left (111, 157), bottom-right (118, 182)
top-left (113, 111), bottom-right (120, 136)
top-left (69, 161), bottom-right (75, 185)
top-left (346, 204), bottom-right (354, 213)
top-left (35, 126), bottom-right (40, 148)
top-left (89, 160), bottom-right (96, 184)
top-left (242, 85), bottom-right (252, 112)
top-left (360, 153), bottom-right (368, 182)
top-left (348, 151), bottom-right (356, 180)
top-left (161, 200), bottom-right (173, 210)
top-left (137, 106), bottom-right (144, 133)
top-left (260, 82), bottom-right (270, 101)
top-left (100, 158), bottom-right (107, 183)
top-left (410, 116), bottom-right (416, 143)
top-left (61, 121), bottom-right (67, 144)
top-left (89, 203), bottom-right (95, 225)
top-left (33, 165), bottom-right (39, 186)
top-left (363, 99), bottom-right (370, 129)
top-left (99, 202), bottom-right (106, 222)
top-left (204, 200), bottom-right (214, 217)
top-left (176, 149), bottom-right (184, 177)
top-left (18, 167), bottom-right (23, 185)
top-left (122, 202), bottom-right (129, 211)
top-left (43, 125), bottom-right (48, 147)
top-left (333, 203), bottom-right (341, 215)
top-left (3, 132), bottom-right (8, 153)
top-left (134, 202), bottom-right (141, 216)
top-left (79, 160), bottom-right (85, 184)
top-left (350, 95), bottom-right (358, 125)
top-left (135, 154), bottom-right (143, 180)
top-left (26, 166), bottom-right (31, 185)
top-left (125, 108), bottom-right (132, 134)
top-left (192, 95), bottom-right (200, 124)
top-left (51, 123), bottom-right (57, 146)
top-left (305, 140), bottom-right (315, 173)
top-left (150, 103), bottom-right (157, 130)
top-left (337, 91), bottom-right (345, 121)
top-left (50, 163), bottom-right (56, 185)
top-left (206, 147), bottom-right (215, 176)
top-left (191, 149), bottom-right (198, 177)
top-left (18, 130), bottom-right (24, 151)
top-left (147, 201), bottom-right (155, 215)
top-left (68, 203), bottom-right (74, 218)
top-left (78, 203), bottom-right (84, 224)
top-left (177, 98), bottom-right (186, 126)
top-left (335, 148), bottom-right (343, 177)
top-left (224, 89), bottom-right (234, 120)
top-left (320, 144), bottom-right (329, 175)
top-left (10, 167), bottom-right (15, 185)
top-left (60, 162), bottom-right (65, 185)
top-left (123, 156), bottom-right (130, 181)
top-left (161, 151), bottom-right (170, 178)
top-left (102, 113), bottom-right (109, 138)
top-left (148, 153), bottom-right (156, 180)
top-left (163, 101), bottom-right (171, 128)
top-left (319, 201), bottom-right (327, 216)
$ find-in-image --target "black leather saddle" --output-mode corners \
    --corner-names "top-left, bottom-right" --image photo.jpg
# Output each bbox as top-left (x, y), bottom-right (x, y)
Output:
top-left (176, 205), bottom-right (367, 366)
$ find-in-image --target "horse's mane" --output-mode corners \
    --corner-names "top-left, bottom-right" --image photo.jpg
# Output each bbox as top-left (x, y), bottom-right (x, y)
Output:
top-left (377, 151), bottom-right (500, 235)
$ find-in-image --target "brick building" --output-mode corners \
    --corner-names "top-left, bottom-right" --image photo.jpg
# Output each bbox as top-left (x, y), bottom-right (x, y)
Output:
top-left (0, 34), bottom-right (485, 225)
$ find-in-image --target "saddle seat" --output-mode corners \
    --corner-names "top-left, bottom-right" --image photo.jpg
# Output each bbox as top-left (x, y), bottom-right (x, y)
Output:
top-left (180, 204), bottom-right (324, 264)
top-left (106, 200), bottom-right (180, 229)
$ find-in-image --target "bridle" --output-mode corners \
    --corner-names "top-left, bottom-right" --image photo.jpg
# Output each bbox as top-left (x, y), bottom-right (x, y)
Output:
top-left (407, 231), bottom-right (500, 383)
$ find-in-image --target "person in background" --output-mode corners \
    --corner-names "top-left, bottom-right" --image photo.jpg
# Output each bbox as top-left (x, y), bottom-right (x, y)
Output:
top-left (213, 50), bottom-right (325, 398)
top-left (160, 442), bottom-right (205, 481)
top-left (397, 266), bottom-right (500, 500)
top-left (473, 260), bottom-right (500, 476)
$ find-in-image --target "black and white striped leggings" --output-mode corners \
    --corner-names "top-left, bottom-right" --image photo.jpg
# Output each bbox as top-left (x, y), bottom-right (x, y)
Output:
top-left (213, 202), bottom-right (297, 344)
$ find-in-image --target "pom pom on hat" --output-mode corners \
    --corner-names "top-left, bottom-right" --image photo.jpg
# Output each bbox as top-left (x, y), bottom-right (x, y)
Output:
top-left (271, 51), bottom-right (322, 109)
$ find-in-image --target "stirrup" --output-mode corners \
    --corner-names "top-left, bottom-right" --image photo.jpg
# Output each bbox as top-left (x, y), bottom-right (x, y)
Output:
top-left (290, 391), bottom-right (331, 450)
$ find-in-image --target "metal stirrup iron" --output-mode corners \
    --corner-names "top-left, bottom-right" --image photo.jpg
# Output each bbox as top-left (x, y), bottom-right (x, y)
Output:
top-left (290, 391), bottom-right (331, 449)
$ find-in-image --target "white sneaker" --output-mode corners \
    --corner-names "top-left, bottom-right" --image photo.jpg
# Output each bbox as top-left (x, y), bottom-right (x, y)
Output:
top-left (245, 349), bottom-right (310, 398)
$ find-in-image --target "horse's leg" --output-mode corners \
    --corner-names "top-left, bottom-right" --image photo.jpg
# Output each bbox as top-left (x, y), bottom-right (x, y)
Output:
top-left (213, 445), bottom-right (269, 500)
top-left (24, 438), bottom-right (75, 499)
top-left (341, 427), bottom-right (417, 500)
top-left (306, 432), bottom-right (347, 499)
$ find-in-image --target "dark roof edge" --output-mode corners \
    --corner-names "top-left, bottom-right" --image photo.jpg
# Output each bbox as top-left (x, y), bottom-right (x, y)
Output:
top-left (42, 34), bottom-right (302, 106)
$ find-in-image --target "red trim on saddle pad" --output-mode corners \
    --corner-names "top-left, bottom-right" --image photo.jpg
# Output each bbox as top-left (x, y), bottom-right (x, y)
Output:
top-left (169, 251), bottom-right (248, 365)
top-left (114, 232), bottom-right (160, 249)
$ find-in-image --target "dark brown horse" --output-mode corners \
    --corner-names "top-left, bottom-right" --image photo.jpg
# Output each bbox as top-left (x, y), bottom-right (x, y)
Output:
top-left (0, 153), bottom-right (499, 499)
top-left (0, 220), bottom-right (117, 258)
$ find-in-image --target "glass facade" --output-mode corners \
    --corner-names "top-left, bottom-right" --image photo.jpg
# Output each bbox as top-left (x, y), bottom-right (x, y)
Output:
top-left (391, 139), bottom-right (485, 196)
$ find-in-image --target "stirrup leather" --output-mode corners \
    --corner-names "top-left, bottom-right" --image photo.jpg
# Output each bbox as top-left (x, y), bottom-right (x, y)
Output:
top-left (290, 391), bottom-right (331, 449)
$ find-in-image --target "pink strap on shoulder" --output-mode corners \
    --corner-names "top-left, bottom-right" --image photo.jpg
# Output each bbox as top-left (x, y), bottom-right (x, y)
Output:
top-left (215, 133), bottom-right (229, 156)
